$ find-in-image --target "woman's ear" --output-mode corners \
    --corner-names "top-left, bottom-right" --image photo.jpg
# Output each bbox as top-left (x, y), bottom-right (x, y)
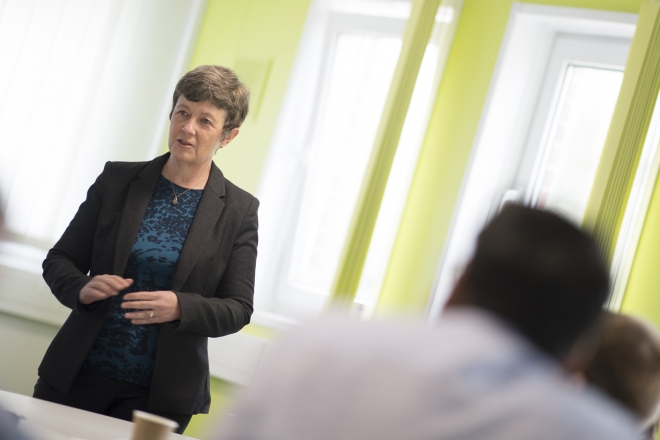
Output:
top-left (218, 128), bottom-right (240, 149)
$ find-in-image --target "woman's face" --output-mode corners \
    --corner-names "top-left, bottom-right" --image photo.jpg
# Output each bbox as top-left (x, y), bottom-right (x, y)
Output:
top-left (168, 96), bottom-right (238, 167)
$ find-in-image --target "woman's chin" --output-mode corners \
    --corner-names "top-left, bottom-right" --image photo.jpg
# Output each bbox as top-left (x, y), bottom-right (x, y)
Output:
top-left (170, 149), bottom-right (196, 163)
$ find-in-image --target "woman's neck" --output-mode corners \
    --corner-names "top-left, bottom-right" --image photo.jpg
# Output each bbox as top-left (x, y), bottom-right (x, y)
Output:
top-left (162, 156), bottom-right (212, 189)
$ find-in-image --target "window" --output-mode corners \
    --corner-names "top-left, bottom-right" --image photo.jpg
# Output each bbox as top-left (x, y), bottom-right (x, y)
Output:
top-left (527, 64), bottom-right (624, 222)
top-left (0, 0), bottom-right (204, 325)
top-left (283, 15), bottom-right (404, 310)
top-left (255, 0), bottom-right (461, 322)
top-left (516, 35), bottom-right (628, 224)
top-left (427, 4), bottom-right (637, 321)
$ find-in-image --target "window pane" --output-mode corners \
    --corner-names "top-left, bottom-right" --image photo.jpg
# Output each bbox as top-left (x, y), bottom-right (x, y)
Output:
top-left (532, 65), bottom-right (624, 223)
top-left (288, 32), bottom-right (401, 294)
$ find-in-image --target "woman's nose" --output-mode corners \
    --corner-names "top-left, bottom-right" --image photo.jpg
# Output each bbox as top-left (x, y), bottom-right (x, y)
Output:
top-left (181, 121), bottom-right (194, 134)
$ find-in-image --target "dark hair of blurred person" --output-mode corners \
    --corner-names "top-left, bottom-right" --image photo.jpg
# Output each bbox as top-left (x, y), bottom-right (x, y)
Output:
top-left (446, 203), bottom-right (610, 358)
top-left (581, 312), bottom-right (660, 439)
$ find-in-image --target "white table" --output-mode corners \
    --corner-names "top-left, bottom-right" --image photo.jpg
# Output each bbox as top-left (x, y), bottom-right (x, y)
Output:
top-left (0, 390), bottom-right (197, 440)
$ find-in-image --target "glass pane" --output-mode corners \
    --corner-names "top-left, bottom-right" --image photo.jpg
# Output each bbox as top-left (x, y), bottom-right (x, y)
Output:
top-left (288, 32), bottom-right (401, 294)
top-left (532, 65), bottom-right (624, 224)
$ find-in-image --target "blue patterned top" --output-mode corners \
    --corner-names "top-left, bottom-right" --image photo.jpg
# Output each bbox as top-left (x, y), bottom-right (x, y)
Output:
top-left (82, 175), bottom-right (203, 387)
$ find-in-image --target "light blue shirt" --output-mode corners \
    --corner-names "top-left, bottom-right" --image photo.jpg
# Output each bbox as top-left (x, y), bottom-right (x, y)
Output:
top-left (220, 309), bottom-right (639, 440)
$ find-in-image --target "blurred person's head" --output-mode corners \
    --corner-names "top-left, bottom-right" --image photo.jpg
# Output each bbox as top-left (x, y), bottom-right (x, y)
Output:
top-left (583, 312), bottom-right (660, 430)
top-left (447, 204), bottom-right (610, 359)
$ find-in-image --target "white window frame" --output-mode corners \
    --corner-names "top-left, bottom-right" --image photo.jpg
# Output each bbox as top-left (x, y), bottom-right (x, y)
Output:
top-left (426, 3), bottom-right (637, 322)
top-left (272, 11), bottom-right (407, 315)
top-left (254, 0), bottom-right (461, 324)
top-left (519, 35), bottom-right (629, 216)
top-left (253, 1), bottom-right (413, 321)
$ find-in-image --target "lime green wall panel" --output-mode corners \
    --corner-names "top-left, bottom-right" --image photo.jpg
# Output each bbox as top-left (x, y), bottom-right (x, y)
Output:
top-left (186, 0), bottom-right (312, 194)
top-left (622, 168), bottom-right (660, 325)
top-left (583, 2), bottom-right (660, 266)
top-left (619, 3), bottom-right (660, 327)
top-left (377, 0), bottom-right (507, 315)
top-left (377, 0), bottom-right (645, 316)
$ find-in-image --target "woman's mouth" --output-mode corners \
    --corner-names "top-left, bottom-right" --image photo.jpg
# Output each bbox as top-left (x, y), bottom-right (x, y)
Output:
top-left (178, 139), bottom-right (193, 147)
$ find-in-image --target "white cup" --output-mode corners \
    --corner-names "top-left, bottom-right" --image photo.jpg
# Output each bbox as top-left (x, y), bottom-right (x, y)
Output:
top-left (131, 410), bottom-right (179, 440)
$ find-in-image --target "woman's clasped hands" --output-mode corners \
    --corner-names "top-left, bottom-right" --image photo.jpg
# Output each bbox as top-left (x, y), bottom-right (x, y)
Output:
top-left (79, 274), bottom-right (181, 324)
top-left (122, 290), bottom-right (181, 324)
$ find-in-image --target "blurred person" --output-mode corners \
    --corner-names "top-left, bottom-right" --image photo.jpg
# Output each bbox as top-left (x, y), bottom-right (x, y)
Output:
top-left (32, 65), bottom-right (258, 434)
top-left (0, 408), bottom-right (31, 440)
top-left (581, 312), bottom-right (660, 439)
top-left (218, 204), bottom-right (637, 440)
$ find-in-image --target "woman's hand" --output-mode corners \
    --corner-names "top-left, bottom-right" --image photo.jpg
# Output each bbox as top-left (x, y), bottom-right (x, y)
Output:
top-left (79, 275), bottom-right (133, 305)
top-left (121, 291), bottom-right (181, 325)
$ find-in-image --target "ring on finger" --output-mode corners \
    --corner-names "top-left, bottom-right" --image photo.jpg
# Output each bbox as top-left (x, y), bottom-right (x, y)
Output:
top-left (148, 310), bottom-right (154, 319)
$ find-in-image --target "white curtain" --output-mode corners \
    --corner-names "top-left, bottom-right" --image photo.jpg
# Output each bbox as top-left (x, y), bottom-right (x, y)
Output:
top-left (0, 0), bottom-right (204, 325)
top-left (0, 0), bottom-right (204, 248)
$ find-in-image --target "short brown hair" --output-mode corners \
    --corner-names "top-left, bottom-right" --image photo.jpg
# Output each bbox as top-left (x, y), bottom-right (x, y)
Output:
top-left (585, 312), bottom-right (660, 427)
top-left (170, 65), bottom-right (250, 134)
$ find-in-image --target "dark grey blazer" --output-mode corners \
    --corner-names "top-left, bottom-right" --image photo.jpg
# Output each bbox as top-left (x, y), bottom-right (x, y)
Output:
top-left (39, 152), bottom-right (258, 414)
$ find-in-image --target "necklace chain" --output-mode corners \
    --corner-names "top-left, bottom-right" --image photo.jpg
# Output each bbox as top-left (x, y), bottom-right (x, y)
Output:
top-left (170, 179), bottom-right (203, 205)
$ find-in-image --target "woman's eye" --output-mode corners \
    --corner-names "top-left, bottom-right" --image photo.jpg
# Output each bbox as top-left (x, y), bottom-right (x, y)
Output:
top-left (202, 118), bottom-right (212, 125)
top-left (178, 110), bottom-right (188, 116)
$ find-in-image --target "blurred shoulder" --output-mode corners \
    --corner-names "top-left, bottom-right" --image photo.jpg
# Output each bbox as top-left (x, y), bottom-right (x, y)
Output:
top-left (529, 382), bottom-right (639, 440)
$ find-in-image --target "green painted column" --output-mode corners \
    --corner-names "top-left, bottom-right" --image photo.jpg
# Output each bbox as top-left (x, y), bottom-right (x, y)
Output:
top-left (328, 0), bottom-right (443, 308)
top-left (623, 171), bottom-right (660, 326)
top-left (583, 2), bottom-right (660, 264)
top-left (620, 6), bottom-right (660, 328)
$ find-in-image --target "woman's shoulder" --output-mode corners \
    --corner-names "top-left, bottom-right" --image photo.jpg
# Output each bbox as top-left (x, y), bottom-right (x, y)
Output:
top-left (223, 178), bottom-right (255, 201)
top-left (222, 178), bottom-right (259, 215)
top-left (100, 154), bottom-right (169, 183)
top-left (209, 164), bottom-right (258, 208)
top-left (102, 159), bottom-right (154, 176)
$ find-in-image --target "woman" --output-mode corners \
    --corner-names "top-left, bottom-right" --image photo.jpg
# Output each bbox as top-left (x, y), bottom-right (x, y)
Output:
top-left (33, 65), bottom-right (257, 434)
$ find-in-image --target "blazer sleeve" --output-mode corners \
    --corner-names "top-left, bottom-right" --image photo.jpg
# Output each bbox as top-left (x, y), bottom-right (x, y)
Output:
top-left (42, 163), bottom-right (108, 313)
top-left (174, 196), bottom-right (259, 337)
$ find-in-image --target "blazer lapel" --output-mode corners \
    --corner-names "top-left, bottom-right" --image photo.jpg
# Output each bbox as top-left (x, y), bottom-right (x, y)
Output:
top-left (112, 154), bottom-right (169, 276)
top-left (171, 162), bottom-right (226, 291)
